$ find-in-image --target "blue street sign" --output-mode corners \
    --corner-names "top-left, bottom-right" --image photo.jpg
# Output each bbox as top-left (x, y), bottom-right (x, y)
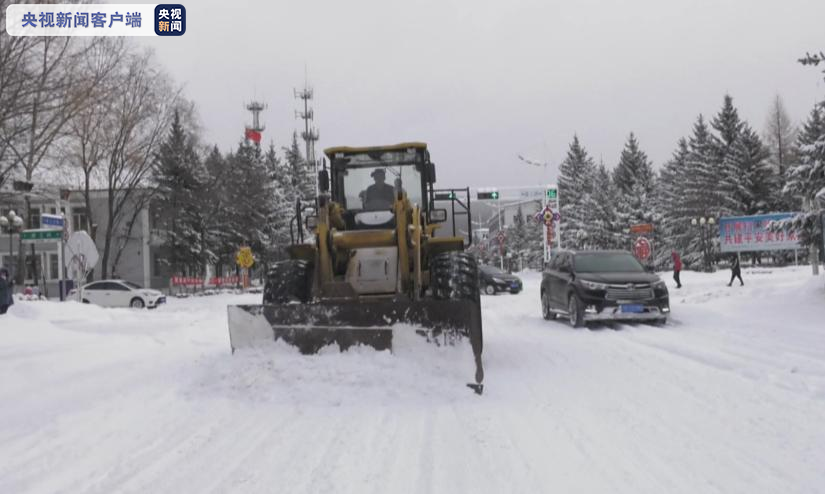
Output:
top-left (41, 214), bottom-right (64, 229)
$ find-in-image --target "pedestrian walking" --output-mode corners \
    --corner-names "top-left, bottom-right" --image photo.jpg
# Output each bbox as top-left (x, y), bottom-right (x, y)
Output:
top-left (671, 251), bottom-right (682, 289)
top-left (727, 254), bottom-right (744, 287)
top-left (0, 268), bottom-right (14, 315)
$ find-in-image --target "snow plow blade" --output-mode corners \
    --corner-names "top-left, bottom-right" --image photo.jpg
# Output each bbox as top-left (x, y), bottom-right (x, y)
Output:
top-left (227, 298), bottom-right (484, 390)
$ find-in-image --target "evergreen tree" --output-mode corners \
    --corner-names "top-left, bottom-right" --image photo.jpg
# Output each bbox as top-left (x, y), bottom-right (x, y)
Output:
top-left (656, 138), bottom-right (690, 266)
top-left (711, 94), bottom-right (744, 151)
top-left (199, 146), bottom-right (230, 271)
top-left (710, 95), bottom-right (749, 218)
top-left (264, 141), bottom-right (293, 260)
top-left (679, 116), bottom-right (720, 269)
top-left (558, 135), bottom-right (599, 249)
top-left (612, 132), bottom-right (654, 196)
top-left (613, 133), bottom-right (656, 249)
top-left (282, 131), bottom-right (315, 203)
top-left (231, 140), bottom-right (277, 258)
top-left (591, 161), bottom-right (619, 249)
top-left (152, 110), bottom-right (205, 276)
top-left (504, 204), bottom-right (544, 270)
top-left (721, 124), bottom-right (772, 215)
top-left (783, 105), bottom-right (825, 249)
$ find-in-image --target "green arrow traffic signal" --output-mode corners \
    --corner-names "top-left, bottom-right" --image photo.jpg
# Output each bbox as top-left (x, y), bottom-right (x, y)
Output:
top-left (546, 188), bottom-right (557, 199)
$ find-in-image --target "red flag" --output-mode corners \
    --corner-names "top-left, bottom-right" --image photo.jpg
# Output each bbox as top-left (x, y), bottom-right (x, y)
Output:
top-left (245, 128), bottom-right (262, 143)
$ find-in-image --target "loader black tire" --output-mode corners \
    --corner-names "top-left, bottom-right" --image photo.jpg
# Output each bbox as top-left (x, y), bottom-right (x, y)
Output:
top-left (263, 260), bottom-right (312, 304)
top-left (430, 251), bottom-right (484, 385)
top-left (430, 252), bottom-right (480, 303)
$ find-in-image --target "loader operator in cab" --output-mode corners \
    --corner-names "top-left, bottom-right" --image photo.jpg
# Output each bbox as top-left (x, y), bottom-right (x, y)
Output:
top-left (361, 168), bottom-right (395, 210)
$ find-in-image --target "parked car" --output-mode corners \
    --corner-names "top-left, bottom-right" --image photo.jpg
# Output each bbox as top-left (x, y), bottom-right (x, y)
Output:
top-left (69, 280), bottom-right (166, 309)
top-left (479, 264), bottom-right (523, 295)
top-left (540, 250), bottom-right (669, 327)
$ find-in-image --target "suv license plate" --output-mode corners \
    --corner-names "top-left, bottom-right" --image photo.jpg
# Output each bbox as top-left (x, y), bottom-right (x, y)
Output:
top-left (621, 304), bottom-right (644, 313)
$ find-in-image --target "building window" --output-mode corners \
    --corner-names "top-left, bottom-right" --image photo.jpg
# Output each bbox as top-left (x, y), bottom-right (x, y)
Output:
top-left (28, 207), bottom-right (40, 229)
top-left (49, 253), bottom-right (59, 280)
top-left (25, 253), bottom-right (43, 282)
top-left (73, 207), bottom-right (88, 232)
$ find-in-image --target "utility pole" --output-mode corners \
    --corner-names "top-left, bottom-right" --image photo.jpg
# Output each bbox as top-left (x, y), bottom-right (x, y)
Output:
top-left (294, 79), bottom-right (320, 197)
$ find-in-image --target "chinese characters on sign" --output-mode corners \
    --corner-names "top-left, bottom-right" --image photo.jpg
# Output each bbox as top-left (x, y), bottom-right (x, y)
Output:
top-left (718, 213), bottom-right (801, 253)
top-left (155, 4), bottom-right (186, 36)
top-left (22, 11), bottom-right (142, 29)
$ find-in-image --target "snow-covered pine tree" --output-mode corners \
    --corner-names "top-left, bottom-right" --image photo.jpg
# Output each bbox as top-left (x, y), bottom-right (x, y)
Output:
top-left (612, 133), bottom-right (655, 196)
top-left (711, 95), bottom-right (744, 151)
top-left (558, 136), bottom-right (599, 249)
top-left (591, 161), bottom-right (619, 249)
top-left (152, 110), bottom-right (205, 276)
top-left (721, 124), bottom-right (772, 216)
top-left (681, 116), bottom-right (720, 270)
top-left (504, 204), bottom-right (543, 270)
top-left (709, 95), bottom-right (776, 219)
top-left (613, 133), bottom-right (656, 249)
top-left (224, 140), bottom-right (277, 272)
top-left (783, 104), bottom-right (825, 251)
top-left (196, 146), bottom-right (229, 272)
top-left (262, 142), bottom-right (291, 264)
top-left (656, 138), bottom-right (690, 267)
top-left (282, 131), bottom-right (315, 203)
top-left (711, 95), bottom-right (748, 218)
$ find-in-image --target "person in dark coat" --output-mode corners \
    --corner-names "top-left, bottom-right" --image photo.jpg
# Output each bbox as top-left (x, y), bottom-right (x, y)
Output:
top-left (671, 251), bottom-right (682, 289)
top-left (361, 168), bottom-right (395, 210)
top-left (727, 254), bottom-right (744, 287)
top-left (0, 267), bottom-right (14, 315)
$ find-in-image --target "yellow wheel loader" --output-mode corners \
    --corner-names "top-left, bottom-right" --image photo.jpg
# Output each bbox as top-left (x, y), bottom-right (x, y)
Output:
top-left (227, 143), bottom-right (484, 393)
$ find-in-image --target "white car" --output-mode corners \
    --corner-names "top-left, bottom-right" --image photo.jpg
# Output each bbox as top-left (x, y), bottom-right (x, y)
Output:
top-left (71, 280), bottom-right (166, 309)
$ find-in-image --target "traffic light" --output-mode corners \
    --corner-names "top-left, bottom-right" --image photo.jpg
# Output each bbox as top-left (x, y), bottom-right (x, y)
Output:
top-left (546, 188), bottom-right (558, 199)
top-left (434, 191), bottom-right (456, 201)
top-left (477, 190), bottom-right (499, 200)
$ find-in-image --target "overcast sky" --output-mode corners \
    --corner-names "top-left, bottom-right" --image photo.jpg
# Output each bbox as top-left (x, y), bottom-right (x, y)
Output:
top-left (142, 0), bottom-right (825, 189)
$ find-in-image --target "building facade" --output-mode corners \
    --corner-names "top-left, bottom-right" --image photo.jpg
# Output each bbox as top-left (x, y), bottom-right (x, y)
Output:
top-left (0, 186), bottom-right (168, 296)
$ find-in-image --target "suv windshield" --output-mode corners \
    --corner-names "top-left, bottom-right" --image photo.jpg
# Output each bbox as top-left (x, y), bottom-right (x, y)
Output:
top-left (343, 165), bottom-right (422, 211)
top-left (574, 253), bottom-right (644, 273)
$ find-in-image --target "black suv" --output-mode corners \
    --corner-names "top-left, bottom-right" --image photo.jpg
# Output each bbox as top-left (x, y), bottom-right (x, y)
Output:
top-left (479, 265), bottom-right (523, 295)
top-left (540, 250), bottom-right (669, 327)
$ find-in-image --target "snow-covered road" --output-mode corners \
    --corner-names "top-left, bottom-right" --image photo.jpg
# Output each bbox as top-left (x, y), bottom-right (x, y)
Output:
top-left (2, 267), bottom-right (824, 493)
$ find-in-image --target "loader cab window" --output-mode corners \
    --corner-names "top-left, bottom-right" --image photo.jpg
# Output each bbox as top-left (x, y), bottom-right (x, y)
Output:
top-left (343, 165), bottom-right (424, 212)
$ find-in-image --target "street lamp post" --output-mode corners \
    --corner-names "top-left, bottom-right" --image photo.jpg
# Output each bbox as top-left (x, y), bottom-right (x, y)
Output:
top-left (0, 210), bottom-right (25, 279)
top-left (691, 216), bottom-right (717, 272)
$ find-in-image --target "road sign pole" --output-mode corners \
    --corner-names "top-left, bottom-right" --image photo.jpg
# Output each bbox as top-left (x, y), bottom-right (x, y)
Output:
top-left (497, 202), bottom-right (503, 270)
top-left (542, 193), bottom-right (548, 265)
top-left (556, 185), bottom-right (562, 251)
top-left (57, 229), bottom-right (63, 300)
